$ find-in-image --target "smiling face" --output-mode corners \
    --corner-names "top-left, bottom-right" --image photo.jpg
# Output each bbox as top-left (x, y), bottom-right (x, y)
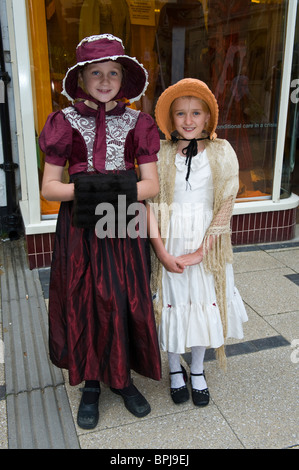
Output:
top-left (80, 60), bottom-right (123, 107)
top-left (171, 97), bottom-right (210, 141)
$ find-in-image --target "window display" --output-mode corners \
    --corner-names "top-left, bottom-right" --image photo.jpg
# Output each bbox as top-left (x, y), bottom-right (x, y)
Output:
top-left (26, 0), bottom-right (288, 216)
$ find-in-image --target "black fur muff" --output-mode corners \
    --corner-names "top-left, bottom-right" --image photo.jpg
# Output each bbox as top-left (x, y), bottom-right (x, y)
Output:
top-left (72, 171), bottom-right (138, 230)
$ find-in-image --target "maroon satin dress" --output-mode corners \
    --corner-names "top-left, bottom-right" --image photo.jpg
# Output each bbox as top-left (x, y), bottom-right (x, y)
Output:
top-left (39, 101), bottom-right (162, 388)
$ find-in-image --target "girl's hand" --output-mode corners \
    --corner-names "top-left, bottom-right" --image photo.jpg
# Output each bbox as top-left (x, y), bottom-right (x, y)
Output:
top-left (177, 247), bottom-right (204, 267)
top-left (160, 252), bottom-right (185, 273)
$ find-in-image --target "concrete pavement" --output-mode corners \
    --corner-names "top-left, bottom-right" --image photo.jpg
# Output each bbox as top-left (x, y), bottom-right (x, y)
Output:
top-left (0, 230), bottom-right (298, 450)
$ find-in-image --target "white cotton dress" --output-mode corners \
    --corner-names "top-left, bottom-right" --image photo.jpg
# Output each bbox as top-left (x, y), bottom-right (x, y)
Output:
top-left (159, 149), bottom-right (248, 354)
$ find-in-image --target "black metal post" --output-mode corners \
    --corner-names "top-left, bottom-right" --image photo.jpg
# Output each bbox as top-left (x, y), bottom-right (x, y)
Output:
top-left (0, 18), bottom-right (20, 239)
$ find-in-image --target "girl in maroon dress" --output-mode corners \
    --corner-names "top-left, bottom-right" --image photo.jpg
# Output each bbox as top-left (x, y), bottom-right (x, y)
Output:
top-left (39, 34), bottom-right (161, 429)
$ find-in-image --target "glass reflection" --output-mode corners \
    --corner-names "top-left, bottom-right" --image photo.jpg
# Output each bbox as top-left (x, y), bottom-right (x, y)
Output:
top-left (28, 0), bottom-right (288, 205)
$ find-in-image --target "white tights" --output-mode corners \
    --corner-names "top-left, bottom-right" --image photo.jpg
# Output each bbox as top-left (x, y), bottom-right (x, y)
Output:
top-left (168, 346), bottom-right (207, 390)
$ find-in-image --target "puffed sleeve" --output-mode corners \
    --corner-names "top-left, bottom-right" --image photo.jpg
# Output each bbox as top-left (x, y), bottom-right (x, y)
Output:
top-left (39, 111), bottom-right (73, 167)
top-left (133, 112), bottom-right (160, 165)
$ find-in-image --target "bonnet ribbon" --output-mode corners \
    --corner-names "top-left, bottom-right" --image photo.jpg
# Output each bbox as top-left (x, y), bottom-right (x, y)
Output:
top-left (93, 101), bottom-right (107, 172)
top-left (171, 135), bottom-right (209, 188)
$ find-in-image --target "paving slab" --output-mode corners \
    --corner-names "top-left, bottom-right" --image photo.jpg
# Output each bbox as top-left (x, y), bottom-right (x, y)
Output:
top-left (0, 236), bottom-right (298, 450)
top-left (208, 348), bottom-right (299, 449)
top-left (234, 268), bottom-right (299, 316)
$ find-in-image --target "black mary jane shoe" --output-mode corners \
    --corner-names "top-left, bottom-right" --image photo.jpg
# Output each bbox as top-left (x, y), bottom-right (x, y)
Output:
top-left (110, 383), bottom-right (151, 418)
top-left (170, 365), bottom-right (190, 404)
top-left (77, 386), bottom-right (101, 429)
top-left (190, 372), bottom-right (210, 407)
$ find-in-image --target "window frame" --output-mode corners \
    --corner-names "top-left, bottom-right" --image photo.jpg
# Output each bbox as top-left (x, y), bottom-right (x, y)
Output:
top-left (6, 0), bottom-right (299, 235)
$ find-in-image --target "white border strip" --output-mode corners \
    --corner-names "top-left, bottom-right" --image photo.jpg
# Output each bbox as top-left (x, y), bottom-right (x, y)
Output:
top-left (233, 193), bottom-right (299, 215)
top-left (8, 0), bottom-right (41, 225)
top-left (272, 0), bottom-right (298, 203)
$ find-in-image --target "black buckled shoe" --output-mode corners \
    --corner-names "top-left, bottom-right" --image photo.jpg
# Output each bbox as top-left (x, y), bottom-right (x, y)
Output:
top-left (170, 365), bottom-right (190, 404)
top-left (190, 372), bottom-right (210, 407)
top-left (110, 383), bottom-right (151, 418)
top-left (77, 387), bottom-right (101, 429)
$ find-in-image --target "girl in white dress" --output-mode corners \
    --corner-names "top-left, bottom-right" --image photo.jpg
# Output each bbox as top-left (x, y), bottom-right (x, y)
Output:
top-left (148, 79), bottom-right (247, 406)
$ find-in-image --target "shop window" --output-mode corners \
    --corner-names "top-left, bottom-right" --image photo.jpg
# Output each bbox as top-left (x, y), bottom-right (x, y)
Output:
top-left (26, 0), bottom-right (288, 218)
top-left (284, 1), bottom-right (299, 199)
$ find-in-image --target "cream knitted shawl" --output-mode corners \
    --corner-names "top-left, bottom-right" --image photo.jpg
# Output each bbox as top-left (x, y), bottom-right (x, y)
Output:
top-left (149, 138), bottom-right (239, 368)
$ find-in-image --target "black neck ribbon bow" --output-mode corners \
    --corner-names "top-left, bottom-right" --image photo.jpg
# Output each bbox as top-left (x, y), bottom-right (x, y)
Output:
top-left (171, 135), bottom-right (209, 188)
